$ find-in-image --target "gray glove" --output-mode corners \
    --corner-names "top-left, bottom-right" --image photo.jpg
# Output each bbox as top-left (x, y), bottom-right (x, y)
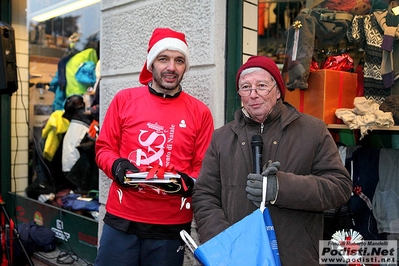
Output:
top-left (246, 161), bottom-right (280, 207)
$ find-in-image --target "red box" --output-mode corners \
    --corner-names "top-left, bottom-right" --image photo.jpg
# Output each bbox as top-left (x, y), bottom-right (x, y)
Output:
top-left (284, 69), bottom-right (358, 124)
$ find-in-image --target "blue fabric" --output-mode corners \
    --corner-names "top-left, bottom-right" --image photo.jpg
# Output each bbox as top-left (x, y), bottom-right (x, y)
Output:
top-left (49, 72), bottom-right (66, 111)
top-left (94, 224), bottom-right (184, 266)
top-left (194, 209), bottom-right (281, 266)
top-left (61, 193), bottom-right (100, 211)
top-left (16, 222), bottom-right (56, 253)
top-left (264, 208), bottom-right (281, 266)
top-left (75, 61), bottom-right (96, 85)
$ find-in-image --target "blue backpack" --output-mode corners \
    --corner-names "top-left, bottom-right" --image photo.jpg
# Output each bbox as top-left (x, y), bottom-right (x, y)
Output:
top-left (17, 222), bottom-right (56, 253)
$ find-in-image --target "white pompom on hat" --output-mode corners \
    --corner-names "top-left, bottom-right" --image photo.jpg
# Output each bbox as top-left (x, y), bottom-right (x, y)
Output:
top-left (139, 28), bottom-right (190, 85)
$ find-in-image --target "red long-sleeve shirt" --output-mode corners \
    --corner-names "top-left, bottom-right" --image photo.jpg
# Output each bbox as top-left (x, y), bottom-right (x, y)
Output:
top-left (96, 86), bottom-right (214, 225)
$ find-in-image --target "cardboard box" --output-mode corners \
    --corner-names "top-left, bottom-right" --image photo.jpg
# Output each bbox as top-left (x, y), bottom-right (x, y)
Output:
top-left (284, 69), bottom-right (358, 124)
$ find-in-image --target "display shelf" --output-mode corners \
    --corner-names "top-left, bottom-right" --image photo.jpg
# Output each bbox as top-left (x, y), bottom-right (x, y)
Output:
top-left (327, 124), bottom-right (399, 131)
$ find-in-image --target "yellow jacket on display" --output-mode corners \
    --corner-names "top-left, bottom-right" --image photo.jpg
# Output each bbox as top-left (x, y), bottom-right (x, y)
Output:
top-left (42, 110), bottom-right (70, 161)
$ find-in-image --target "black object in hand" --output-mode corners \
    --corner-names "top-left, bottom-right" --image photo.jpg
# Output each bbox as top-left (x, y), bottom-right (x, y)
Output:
top-left (251, 135), bottom-right (263, 174)
top-left (176, 171), bottom-right (194, 197)
top-left (112, 158), bottom-right (139, 186)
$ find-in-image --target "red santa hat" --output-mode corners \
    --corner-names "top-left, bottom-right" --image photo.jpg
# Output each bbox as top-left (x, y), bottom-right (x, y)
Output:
top-left (139, 28), bottom-right (190, 85)
top-left (236, 55), bottom-right (286, 97)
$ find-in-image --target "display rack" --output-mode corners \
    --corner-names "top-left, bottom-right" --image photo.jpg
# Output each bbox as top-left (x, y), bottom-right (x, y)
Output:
top-left (327, 124), bottom-right (399, 131)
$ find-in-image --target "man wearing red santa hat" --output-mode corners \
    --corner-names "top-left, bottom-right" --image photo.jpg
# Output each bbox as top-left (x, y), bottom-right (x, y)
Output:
top-left (94, 28), bottom-right (214, 266)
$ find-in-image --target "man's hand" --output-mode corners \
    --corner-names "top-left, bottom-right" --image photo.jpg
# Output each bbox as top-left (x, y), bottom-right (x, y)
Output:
top-left (246, 161), bottom-right (280, 207)
top-left (246, 173), bottom-right (263, 207)
top-left (112, 158), bottom-right (139, 186)
top-left (176, 171), bottom-right (194, 197)
top-left (262, 161), bottom-right (280, 176)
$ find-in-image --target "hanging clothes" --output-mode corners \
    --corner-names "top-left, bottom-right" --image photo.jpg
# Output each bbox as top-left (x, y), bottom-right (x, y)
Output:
top-left (49, 72), bottom-right (65, 111)
top-left (65, 48), bottom-right (98, 97)
top-left (348, 146), bottom-right (385, 240)
top-left (42, 110), bottom-right (70, 161)
top-left (347, 11), bottom-right (399, 104)
top-left (61, 94), bottom-right (93, 173)
top-left (58, 49), bottom-right (79, 91)
top-left (373, 148), bottom-right (399, 234)
top-left (62, 119), bottom-right (89, 173)
top-left (49, 49), bottom-right (79, 111)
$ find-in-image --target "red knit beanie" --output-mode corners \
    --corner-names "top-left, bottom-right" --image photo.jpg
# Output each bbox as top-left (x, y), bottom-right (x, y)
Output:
top-left (236, 55), bottom-right (286, 96)
top-left (139, 28), bottom-right (190, 85)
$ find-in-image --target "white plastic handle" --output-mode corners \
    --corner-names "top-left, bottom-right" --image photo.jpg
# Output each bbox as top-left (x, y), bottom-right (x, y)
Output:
top-left (180, 230), bottom-right (198, 253)
top-left (260, 175), bottom-right (268, 212)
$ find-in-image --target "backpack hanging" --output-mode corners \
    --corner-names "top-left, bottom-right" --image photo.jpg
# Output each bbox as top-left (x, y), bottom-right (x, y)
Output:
top-left (282, 0), bottom-right (354, 90)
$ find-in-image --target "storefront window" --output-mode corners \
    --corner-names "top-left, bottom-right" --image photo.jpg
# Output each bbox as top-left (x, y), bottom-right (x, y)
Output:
top-left (26, 0), bottom-right (100, 219)
top-left (257, 2), bottom-right (399, 257)
top-left (258, 1), bottom-right (303, 66)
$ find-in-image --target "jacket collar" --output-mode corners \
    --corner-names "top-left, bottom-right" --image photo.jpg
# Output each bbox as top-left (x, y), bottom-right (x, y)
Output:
top-left (232, 100), bottom-right (301, 133)
top-left (148, 82), bottom-right (182, 98)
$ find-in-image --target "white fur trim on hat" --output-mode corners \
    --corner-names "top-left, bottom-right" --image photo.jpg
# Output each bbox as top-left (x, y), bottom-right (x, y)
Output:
top-left (146, 37), bottom-right (190, 71)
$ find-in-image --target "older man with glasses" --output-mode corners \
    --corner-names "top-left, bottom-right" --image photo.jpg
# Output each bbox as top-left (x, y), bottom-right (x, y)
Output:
top-left (192, 55), bottom-right (352, 266)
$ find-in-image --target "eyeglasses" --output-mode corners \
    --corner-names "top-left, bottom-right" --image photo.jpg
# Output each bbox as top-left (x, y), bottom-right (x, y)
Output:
top-left (237, 83), bottom-right (277, 97)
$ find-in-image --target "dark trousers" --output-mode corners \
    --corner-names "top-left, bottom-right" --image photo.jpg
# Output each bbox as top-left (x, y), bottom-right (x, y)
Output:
top-left (94, 223), bottom-right (185, 266)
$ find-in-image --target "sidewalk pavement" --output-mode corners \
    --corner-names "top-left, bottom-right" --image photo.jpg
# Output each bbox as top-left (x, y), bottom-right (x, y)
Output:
top-left (31, 248), bottom-right (91, 266)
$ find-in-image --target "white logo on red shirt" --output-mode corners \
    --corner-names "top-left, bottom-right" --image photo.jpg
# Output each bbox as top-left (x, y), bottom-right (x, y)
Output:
top-left (128, 123), bottom-right (176, 167)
